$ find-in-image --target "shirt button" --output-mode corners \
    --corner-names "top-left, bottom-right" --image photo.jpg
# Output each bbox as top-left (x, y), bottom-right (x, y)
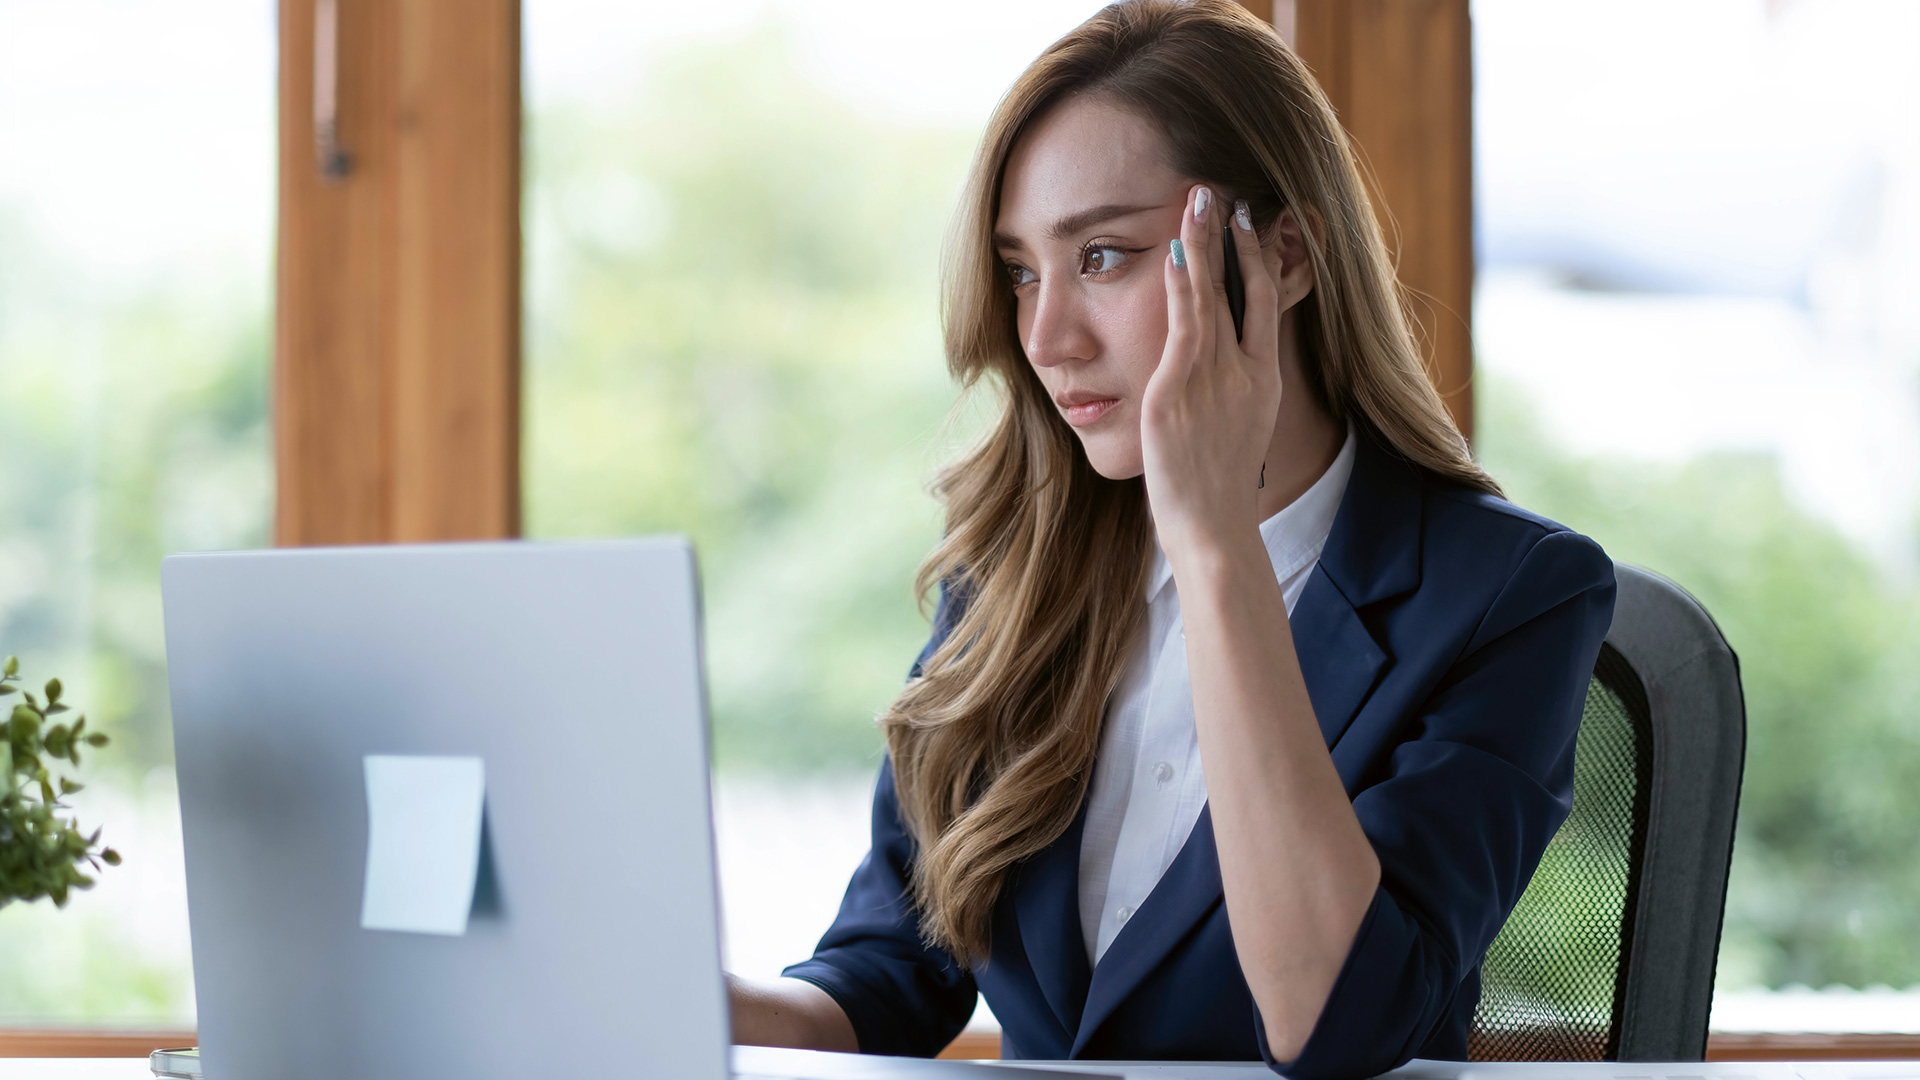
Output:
top-left (1152, 760), bottom-right (1174, 785)
top-left (1117, 906), bottom-right (1134, 924)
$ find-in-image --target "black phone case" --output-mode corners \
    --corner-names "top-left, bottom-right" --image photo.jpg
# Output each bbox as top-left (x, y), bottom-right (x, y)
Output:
top-left (1222, 224), bottom-right (1246, 342)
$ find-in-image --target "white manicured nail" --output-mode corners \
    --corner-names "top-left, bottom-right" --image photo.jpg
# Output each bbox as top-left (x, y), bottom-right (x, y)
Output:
top-left (1194, 187), bottom-right (1211, 222)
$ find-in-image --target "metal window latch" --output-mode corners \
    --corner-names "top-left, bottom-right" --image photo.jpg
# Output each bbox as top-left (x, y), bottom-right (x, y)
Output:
top-left (314, 0), bottom-right (352, 181)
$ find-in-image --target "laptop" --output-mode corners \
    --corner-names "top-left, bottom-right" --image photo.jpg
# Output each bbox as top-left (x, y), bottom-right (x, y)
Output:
top-left (162, 539), bottom-right (1101, 1080)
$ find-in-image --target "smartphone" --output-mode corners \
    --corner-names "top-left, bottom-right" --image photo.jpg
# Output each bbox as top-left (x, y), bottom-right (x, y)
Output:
top-left (1222, 223), bottom-right (1246, 342)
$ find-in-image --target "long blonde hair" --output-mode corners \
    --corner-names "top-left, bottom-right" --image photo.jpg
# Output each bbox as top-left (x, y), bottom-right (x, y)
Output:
top-left (879, 0), bottom-right (1500, 963)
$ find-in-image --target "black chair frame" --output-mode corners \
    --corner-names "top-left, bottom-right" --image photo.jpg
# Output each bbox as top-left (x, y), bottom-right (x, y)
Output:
top-left (1605, 564), bottom-right (1745, 1060)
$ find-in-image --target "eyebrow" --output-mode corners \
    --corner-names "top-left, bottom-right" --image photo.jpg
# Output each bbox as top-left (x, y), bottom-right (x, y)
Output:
top-left (992, 202), bottom-right (1164, 252)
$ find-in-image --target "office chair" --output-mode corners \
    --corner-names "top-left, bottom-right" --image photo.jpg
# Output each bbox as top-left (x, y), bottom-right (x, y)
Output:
top-left (1469, 564), bottom-right (1747, 1062)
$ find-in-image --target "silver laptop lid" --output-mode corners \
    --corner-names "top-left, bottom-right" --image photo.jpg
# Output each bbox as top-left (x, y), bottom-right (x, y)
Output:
top-left (162, 538), bottom-right (727, 1080)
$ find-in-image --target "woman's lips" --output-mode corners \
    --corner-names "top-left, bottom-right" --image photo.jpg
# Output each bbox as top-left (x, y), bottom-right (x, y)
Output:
top-left (1061, 397), bottom-right (1120, 427)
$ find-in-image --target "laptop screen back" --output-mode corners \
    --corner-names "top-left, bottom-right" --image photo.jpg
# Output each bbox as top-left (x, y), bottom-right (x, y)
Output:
top-left (162, 539), bottom-right (727, 1080)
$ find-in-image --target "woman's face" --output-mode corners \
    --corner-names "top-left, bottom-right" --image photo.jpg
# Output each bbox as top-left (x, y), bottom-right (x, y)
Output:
top-left (995, 96), bottom-right (1195, 480)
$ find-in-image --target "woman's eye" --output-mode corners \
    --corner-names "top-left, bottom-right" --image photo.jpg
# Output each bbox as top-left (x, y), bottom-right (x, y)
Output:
top-left (1083, 245), bottom-right (1130, 274)
top-left (1006, 263), bottom-right (1037, 288)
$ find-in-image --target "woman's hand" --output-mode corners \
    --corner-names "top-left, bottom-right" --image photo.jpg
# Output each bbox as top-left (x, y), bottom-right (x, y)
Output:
top-left (1140, 184), bottom-right (1288, 562)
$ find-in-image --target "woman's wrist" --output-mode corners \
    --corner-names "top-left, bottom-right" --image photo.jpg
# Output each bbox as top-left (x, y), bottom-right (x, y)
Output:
top-left (1161, 523), bottom-right (1271, 601)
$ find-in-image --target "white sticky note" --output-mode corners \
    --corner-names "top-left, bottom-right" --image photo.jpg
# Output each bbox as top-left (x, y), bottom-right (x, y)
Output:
top-left (360, 754), bottom-right (486, 936)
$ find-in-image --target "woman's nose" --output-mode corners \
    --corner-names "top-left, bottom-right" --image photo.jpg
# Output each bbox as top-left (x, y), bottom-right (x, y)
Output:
top-left (1023, 282), bottom-right (1098, 369)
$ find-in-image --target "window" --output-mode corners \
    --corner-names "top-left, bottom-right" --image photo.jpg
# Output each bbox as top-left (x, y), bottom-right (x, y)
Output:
top-left (1474, 0), bottom-right (1920, 1030)
top-left (0, 0), bottom-right (274, 1028)
top-left (521, 0), bottom-right (1107, 998)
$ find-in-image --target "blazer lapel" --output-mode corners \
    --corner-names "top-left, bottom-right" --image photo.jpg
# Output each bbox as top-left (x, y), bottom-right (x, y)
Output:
top-left (1013, 800), bottom-right (1093, 1041)
top-left (1319, 432), bottom-right (1424, 607)
top-left (1071, 803), bottom-right (1225, 1056)
top-left (1296, 432), bottom-right (1424, 746)
top-left (1290, 566), bottom-right (1388, 748)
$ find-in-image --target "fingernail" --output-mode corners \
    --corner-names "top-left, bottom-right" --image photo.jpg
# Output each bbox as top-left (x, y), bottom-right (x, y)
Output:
top-left (1170, 238), bottom-right (1187, 268)
top-left (1194, 187), bottom-right (1212, 222)
top-left (1234, 199), bottom-right (1253, 232)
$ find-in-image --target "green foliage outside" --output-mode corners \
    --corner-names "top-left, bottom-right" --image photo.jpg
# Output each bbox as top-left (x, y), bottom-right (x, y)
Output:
top-left (0, 203), bottom-right (269, 1022)
top-left (1, 657), bottom-right (120, 907)
top-left (0, 24), bottom-right (1914, 1028)
top-left (1477, 376), bottom-right (1920, 990)
top-left (0, 207), bottom-right (272, 778)
top-left (523, 30), bottom-right (983, 769)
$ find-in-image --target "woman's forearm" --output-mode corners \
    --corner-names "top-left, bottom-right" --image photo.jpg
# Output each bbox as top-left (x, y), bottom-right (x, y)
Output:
top-left (727, 974), bottom-right (859, 1052)
top-left (1170, 533), bottom-right (1381, 1062)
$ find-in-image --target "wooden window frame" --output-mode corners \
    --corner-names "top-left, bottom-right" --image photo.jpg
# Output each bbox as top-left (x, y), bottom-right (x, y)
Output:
top-left (1292, 0), bottom-right (1476, 440)
top-left (275, 0), bottom-right (522, 546)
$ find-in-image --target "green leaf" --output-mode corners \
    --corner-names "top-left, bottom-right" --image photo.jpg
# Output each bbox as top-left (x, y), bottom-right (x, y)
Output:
top-left (101, 848), bottom-right (121, 866)
top-left (44, 704), bottom-right (68, 715)
top-left (2, 656), bottom-right (16, 677)
top-left (0, 685), bottom-right (14, 696)
top-left (43, 679), bottom-right (61, 705)
top-left (8, 704), bottom-right (41, 740)
top-left (84, 733), bottom-right (109, 747)
top-left (58, 777), bottom-right (82, 796)
top-left (38, 777), bottom-right (54, 805)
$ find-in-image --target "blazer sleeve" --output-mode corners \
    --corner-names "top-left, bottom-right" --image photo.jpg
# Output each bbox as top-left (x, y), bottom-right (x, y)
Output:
top-left (1263, 529), bottom-right (1617, 1080)
top-left (780, 586), bottom-right (978, 1057)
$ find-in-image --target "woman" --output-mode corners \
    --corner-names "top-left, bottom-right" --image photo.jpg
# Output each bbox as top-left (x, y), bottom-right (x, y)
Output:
top-left (730, 2), bottom-right (1613, 1077)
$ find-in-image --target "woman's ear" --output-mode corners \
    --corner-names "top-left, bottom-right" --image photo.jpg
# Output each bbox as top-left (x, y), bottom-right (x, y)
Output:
top-left (1268, 206), bottom-right (1316, 312)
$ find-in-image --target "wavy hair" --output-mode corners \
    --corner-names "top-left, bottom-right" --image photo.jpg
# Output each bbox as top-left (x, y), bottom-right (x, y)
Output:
top-left (879, 0), bottom-right (1501, 963)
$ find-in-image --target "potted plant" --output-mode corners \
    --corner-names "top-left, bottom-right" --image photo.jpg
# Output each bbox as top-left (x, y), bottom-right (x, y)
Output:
top-left (1, 655), bottom-right (118, 906)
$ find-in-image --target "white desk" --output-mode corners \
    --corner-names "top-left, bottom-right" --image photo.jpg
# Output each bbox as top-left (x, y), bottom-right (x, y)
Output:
top-left (995, 1062), bottom-right (1920, 1080)
top-left (4, 1053), bottom-right (1917, 1080)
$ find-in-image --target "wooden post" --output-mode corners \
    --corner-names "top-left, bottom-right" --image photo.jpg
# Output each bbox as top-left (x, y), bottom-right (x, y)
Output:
top-left (1294, 0), bottom-right (1475, 440)
top-left (275, 0), bottom-right (521, 546)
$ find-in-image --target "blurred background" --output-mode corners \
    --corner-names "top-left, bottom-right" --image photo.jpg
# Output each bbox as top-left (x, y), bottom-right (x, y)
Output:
top-left (0, 0), bottom-right (1915, 1040)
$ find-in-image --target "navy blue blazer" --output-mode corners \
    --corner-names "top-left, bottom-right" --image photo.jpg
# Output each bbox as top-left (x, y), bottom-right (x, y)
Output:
top-left (784, 433), bottom-right (1616, 1080)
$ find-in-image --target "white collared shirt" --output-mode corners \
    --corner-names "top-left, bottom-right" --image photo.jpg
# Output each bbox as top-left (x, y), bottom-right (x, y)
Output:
top-left (1076, 427), bottom-right (1357, 966)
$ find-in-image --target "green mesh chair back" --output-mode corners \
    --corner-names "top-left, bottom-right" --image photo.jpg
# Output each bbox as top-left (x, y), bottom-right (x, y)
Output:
top-left (1470, 645), bottom-right (1652, 1060)
top-left (1470, 565), bottom-right (1746, 1063)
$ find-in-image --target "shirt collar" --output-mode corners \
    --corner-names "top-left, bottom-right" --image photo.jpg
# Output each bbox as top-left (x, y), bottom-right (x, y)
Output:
top-left (1146, 424), bottom-right (1358, 604)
